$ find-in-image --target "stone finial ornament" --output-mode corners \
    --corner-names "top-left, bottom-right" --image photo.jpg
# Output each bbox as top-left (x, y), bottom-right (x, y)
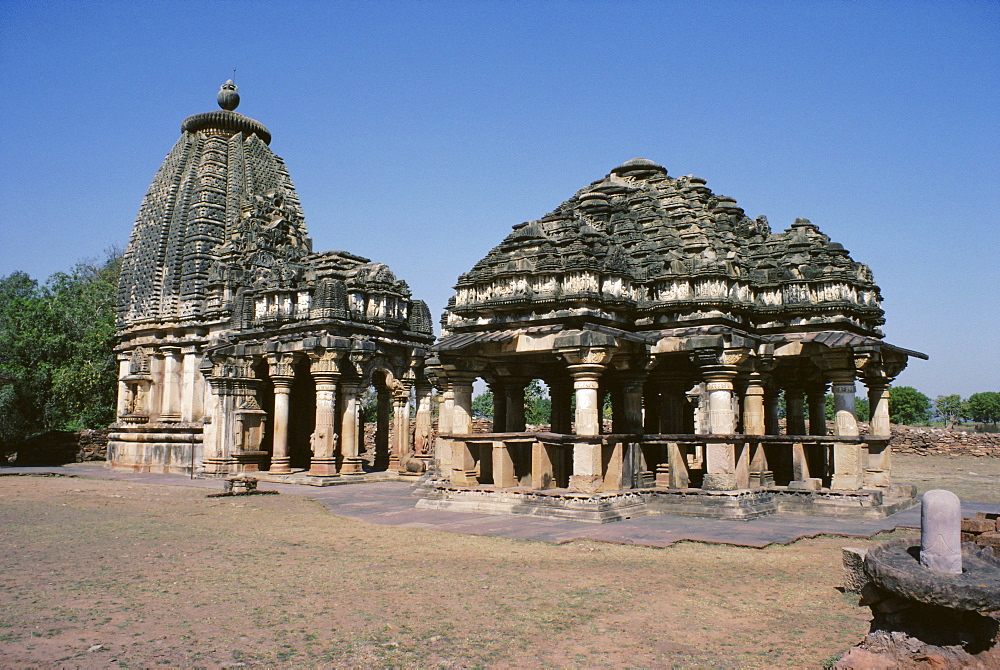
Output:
top-left (217, 79), bottom-right (240, 110)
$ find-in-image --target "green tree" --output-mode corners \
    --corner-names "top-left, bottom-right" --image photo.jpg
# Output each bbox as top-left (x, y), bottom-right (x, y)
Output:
top-left (888, 386), bottom-right (932, 425)
top-left (966, 392), bottom-right (1000, 425)
top-left (524, 379), bottom-right (551, 426)
top-left (0, 251), bottom-right (122, 449)
top-left (935, 394), bottom-right (966, 430)
top-left (471, 390), bottom-right (493, 420)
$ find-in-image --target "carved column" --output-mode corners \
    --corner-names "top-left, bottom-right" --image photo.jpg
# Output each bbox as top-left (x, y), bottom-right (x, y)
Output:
top-left (267, 353), bottom-right (296, 474)
top-left (180, 347), bottom-right (203, 423)
top-left (559, 347), bottom-right (611, 492)
top-left (806, 382), bottom-right (829, 484)
top-left (828, 364), bottom-right (862, 491)
top-left (413, 378), bottom-right (433, 457)
top-left (115, 354), bottom-right (130, 418)
top-left (339, 382), bottom-right (364, 475)
top-left (449, 372), bottom-right (478, 485)
top-left (657, 373), bottom-right (689, 434)
top-left (488, 381), bottom-right (508, 433)
top-left (547, 378), bottom-right (573, 434)
top-left (504, 378), bottom-right (527, 432)
top-left (862, 354), bottom-right (901, 488)
top-left (159, 347), bottom-right (182, 422)
top-left (701, 364), bottom-right (740, 490)
top-left (436, 383), bottom-right (454, 473)
top-left (308, 351), bottom-right (341, 477)
top-left (643, 383), bottom-right (660, 434)
top-left (743, 372), bottom-right (772, 487)
top-left (389, 380), bottom-right (412, 472)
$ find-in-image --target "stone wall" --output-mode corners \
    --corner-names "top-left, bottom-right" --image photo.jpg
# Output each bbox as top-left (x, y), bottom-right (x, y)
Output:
top-left (885, 425), bottom-right (1000, 458)
top-left (2, 429), bottom-right (109, 465)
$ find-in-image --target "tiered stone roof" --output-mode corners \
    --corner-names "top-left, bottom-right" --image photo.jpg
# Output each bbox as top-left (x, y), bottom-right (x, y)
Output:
top-left (445, 158), bottom-right (884, 338)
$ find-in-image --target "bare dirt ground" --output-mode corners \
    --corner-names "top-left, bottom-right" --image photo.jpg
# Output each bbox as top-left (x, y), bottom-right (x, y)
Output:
top-left (0, 453), bottom-right (993, 669)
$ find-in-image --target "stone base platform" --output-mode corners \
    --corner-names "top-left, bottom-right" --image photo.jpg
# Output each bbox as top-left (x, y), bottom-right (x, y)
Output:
top-left (248, 469), bottom-right (412, 486)
top-left (416, 483), bottom-right (649, 523)
top-left (644, 488), bottom-right (779, 520)
top-left (772, 484), bottom-right (918, 519)
top-left (416, 482), bottom-right (918, 523)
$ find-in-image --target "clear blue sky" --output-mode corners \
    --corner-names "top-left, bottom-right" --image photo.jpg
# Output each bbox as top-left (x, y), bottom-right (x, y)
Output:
top-left (1, 0), bottom-right (997, 399)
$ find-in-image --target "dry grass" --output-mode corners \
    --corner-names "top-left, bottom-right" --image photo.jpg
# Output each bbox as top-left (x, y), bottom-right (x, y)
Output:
top-left (1, 453), bottom-right (994, 668)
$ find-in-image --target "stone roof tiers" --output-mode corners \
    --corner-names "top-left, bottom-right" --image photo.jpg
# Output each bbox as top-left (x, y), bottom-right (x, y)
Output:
top-left (444, 158), bottom-right (886, 338)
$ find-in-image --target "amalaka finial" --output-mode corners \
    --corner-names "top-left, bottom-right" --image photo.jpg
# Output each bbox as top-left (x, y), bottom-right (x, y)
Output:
top-left (218, 79), bottom-right (240, 111)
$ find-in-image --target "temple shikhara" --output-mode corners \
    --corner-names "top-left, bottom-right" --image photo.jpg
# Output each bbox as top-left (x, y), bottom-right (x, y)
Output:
top-left (110, 83), bottom-right (926, 521)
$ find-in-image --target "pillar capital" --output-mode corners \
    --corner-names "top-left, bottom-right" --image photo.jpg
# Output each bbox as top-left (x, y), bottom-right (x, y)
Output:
top-left (267, 351), bottom-right (298, 379)
top-left (308, 350), bottom-right (343, 382)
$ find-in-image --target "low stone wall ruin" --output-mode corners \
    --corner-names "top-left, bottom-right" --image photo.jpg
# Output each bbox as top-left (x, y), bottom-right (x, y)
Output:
top-left (886, 425), bottom-right (1000, 458)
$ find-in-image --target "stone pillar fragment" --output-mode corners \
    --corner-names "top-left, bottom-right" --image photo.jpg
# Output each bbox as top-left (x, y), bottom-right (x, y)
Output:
top-left (865, 379), bottom-right (893, 487)
top-left (390, 381), bottom-right (412, 472)
top-left (413, 380), bottom-right (433, 457)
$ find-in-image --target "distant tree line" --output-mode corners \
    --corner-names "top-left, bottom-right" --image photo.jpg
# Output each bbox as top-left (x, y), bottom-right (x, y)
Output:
top-left (0, 251), bottom-right (122, 450)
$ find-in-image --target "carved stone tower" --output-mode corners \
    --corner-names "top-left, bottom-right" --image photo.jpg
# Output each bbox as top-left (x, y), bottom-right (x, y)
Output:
top-left (110, 82), bottom-right (435, 477)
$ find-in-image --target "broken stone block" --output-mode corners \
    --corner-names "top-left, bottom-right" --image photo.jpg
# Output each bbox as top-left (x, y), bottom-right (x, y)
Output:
top-left (842, 547), bottom-right (869, 593)
top-left (962, 517), bottom-right (996, 533)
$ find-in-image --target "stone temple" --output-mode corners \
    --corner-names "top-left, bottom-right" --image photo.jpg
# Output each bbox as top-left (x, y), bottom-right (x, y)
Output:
top-left (109, 82), bottom-right (435, 477)
top-left (110, 84), bottom-right (925, 521)
top-left (420, 157), bottom-right (926, 520)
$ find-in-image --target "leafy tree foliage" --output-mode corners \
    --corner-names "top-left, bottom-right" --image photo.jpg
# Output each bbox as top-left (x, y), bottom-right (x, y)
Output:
top-left (0, 252), bottom-right (121, 448)
top-left (965, 391), bottom-right (1000, 424)
top-left (935, 394), bottom-right (966, 429)
top-left (524, 379), bottom-right (551, 425)
top-left (471, 389), bottom-right (493, 420)
top-left (888, 386), bottom-right (932, 425)
top-left (823, 395), bottom-right (869, 422)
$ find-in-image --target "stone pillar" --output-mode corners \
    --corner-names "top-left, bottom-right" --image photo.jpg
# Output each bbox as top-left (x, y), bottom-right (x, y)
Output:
top-left (805, 383), bottom-right (829, 486)
top-left (764, 384), bottom-right (780, 436)
top-left (657, 374), bottom-right (688, 434)
top-left (436, 384), bottom-right (454, 473)
top-left (449, 374), bottom-right (478, 485)
top-left (339, 382), bottom-right (364, 475)
top-left (489, 381), bottom-right (507, 433)
top-left (865, 378), bottom-right (893, 487)
top-left (807, 385), bottom-right (827, 436)
top-left (374, 384), bottom-right (392, 470)
top-left (180, 348), bottom-right (202, 423)
top-left (160, 346), bottom-right (182, 422)
top-left (643, 383), bottom-right (660, 434)
top-left (270, 378), bottom-right (293, 473)
top-left (785, 385), bottom-right (806, 435)
top-left (702, 366), bottom-right (740, 491)
top-left (115, 354), bottom-right (130, 418)
top-left (308, 351), bottom-right (341, 477)
top-left (868, 380), bottom-right (892, 438)
top-left (451, 375), bottom-right (475, 435)
top-left (267, 353), bottom-right (296, 474)
top-left (743, 373), bottom-right (772, 487)
top-left (548, 379), bottom-right (573, 434)
top-left (413, 379), bottom-right (433, 457)
top-left (390, 381), bottom-right (412, 472)
top-left (830, 371), bottom-right (862, 491)
top-left (560, 347), bottom-right (610, 492)
top-left (505, 379), bottom-right (527, 432)
top-left (568, 364), bottom-right (603, 437)
top-left (621, 375), bottom-right (644, 434)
